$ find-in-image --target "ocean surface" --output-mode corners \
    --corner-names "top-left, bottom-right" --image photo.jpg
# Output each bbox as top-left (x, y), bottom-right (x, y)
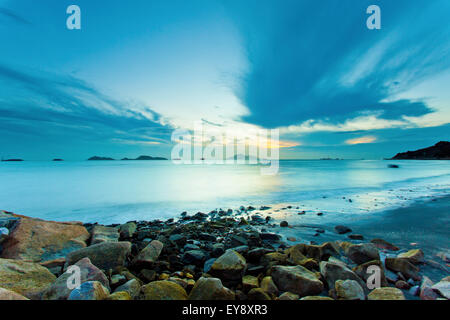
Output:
top-left (0, 160), bottom-right (449, 224)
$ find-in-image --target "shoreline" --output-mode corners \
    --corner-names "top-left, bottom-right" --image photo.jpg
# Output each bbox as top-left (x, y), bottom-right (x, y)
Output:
top-left (1, 197), bottom-right (449, 300)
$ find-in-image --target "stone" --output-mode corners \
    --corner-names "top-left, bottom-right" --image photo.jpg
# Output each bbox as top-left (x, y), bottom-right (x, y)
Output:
top-left (348, 234), bottom-right (364, 240)
top-left (106, 291), bottom-right (132, 300)
top-left (420, 276), bottom-right (438, 300)
top-left (209, 250), bottom-right (247, 284)
top-left (0, 258), bottom-right (56, 299)
top-left (141, 280), bottom-right (188, 300)
top-left (367, 287), bottom-right (405, 300)
top-left (271, 265), bottom-right (323, 297)
top-left (90, 225), bottom-right (119, 244)
top-left (260, 276), bottom-right (278, 296)
top-left (65, 242), bottom-right (131, 271)
top-left (395, 280), bottom-right (410, 290)
top-left (0, 288), bottom-right (29, 300)
top-left (132, 240), bottom-right (163, 267)
top-left (182, 250), bottom-right (206, 266)
top-left (320, 261), bottom-right (366, 291)
top-left (278, 292), bottom-right (299, 300)
top-left (242, 275), bottom-right (259, 292)
top-left (188, 277), bottom-right (235, 300)
top-left (119, 222), bottom-right (136, 239)
top-left (43, 257), bottom-right (109, 300)
top-left (115, 279), bottom-right (141, 299)
top-left (260, 233), bottom-right (281, 241)
top-left (68, 281), bottom-right (110, 300)
top-left (0, 215), bottom-right (89, 262)
top-left (139, 269), bottom-right (156, 282)
top-left (111, 274), bottom-right (127, 287)
top-left (247, 248), bottom-right (272, 262)
top-left (345, 243), bottom-right (380, 264)
top-left (370, 238), bottom-right (399, 251)
top-left (385, 257), bottom-right (420, 281)
top-left (211, 243), bottom-right (225, 257)
top-left (0, 227), bottom-right (8, 243)
top-left (280, 221), bottom-right (289, 227)
top-left (398, 249), bottom-right (424, 264)
top-left (300, 296), bottom-right (334, 300)
top-left (169, 234), bottom-right (187, 246)
top-left (261, 252), bottom-right (288, 266)
top-left (352, 260), bottom-right (388, 287)
top-left (203, 258), bottom-right (216, 273)
top-left (248, 288), bottom-right (271, 300)
top-left (288, 242), bottom-right (339, 262)
top-left (334, 225), bottom-right (352, 234)
top-left (432, 278), bottom-right (450, 299)
top-left (335, 279), bottom-right (365, 300)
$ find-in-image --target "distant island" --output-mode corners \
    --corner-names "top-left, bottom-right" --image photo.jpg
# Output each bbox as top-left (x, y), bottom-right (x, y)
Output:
top-left (88, 156), bottom-right (115, 161)
top-left (391, 141), bottom-right (450, 160)
top-left (1, 159), bottom-right (23, 162)
top-left (121, 155), bottom-right (168, 161)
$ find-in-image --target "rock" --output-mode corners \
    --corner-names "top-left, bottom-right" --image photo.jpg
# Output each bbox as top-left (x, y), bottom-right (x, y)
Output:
top-left (385, 257), bottom-right (420, 281)
top-left (348, 234), bottom-right (364, 240)
top-left (248, 288), bottom-right (271, 300)
top-left (68, 281), bottom-right (110, 300)
top-left (169, 234), bottom-right (187, 246)
top-left (43, 257), bottom-right (109, 300)
top-left (320, 261), bottom-right (366, 291)
top-left (203, 258), bottom-right (216, 273)
top-left (288, 242), bottom-right (339, 262)
top-left (188, 277), bottom-right (235, 300)
top-left (334, 225), bottom-right (352, 234)
top-left (106, 291), bottom-right (132, 300)
top-left (420, 276), bottom-right (438, 300)
top-left (261, 252), bottom-right (288, 267)
top-left (335, 280), bottom-right (365, 300)
top-left (199, 233), bottom-right (216, 242)
top-left (247, 248), bottom-right (272, 262)
top-left (271, 265), bottom-right (323, 297)
top-left (370, 238), bottom-right (399, 251)
top-left (0, 211), bottom-right (20, 229)
top-left (352, 260), bottom-right (389, 287)
top-left (280, 221), bottom-right (288, 227)
top-left (141, 280), bottom-right (188, 300)
top-left (115, 279), bottom-right (141, 299)
top-left (90, 225), bottom-right (119, 244)
top-left (65, 242), bottom-right (131, 271)
top-left (278, 292), bottom-right (299, 300)
top-left (0, 227), bottom-right (8, 243)
top-left (209, 250), bottom-right (247, 285)
top-left (409, 285), bottom-right (420, 296)
top-left (139, 269), bottom-right (156, 282)
top-left (181, 250), bottom-right (206, 266)
top-left (119, 222), bottom-right (136, 239)
top-left (367, 287), bottom-right (405, 300)
top-left (432, 277), bottom-right (450, 299)
top-left (300, 296), bottom-right (334, 300)
top-left (242, 275), bottom-right (259, 292)
top-left (345, 243), bottom-right (380, 264)
top-left (0, 288), bottom-right (29, 300)
top-left (398, 249), bottom-right (424, 264)
top-left (395, 280), bottom-right (410, 290)
top-left (110, 274), bottom-right (127, 288)
top-left (0, 215), bottom-right (89, 262)
top-left (211, 243), bottom-right (225, 257)
top-left (0, 258), bottom-right (56, 299)
top-left (132, 240), bottom-right (163, 267)
top-left (260, 233), bottom-right (281, 242)
top-left (260, 276), bottom-right (278, 296)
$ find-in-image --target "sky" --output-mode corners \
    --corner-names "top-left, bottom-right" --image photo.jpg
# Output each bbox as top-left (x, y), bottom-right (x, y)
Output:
top-left (0, 0), bottom-right (449, 160)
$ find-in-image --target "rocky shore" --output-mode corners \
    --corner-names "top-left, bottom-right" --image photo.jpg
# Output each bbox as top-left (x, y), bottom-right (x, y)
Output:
top-left (0, 208), bottom-right (448, 301)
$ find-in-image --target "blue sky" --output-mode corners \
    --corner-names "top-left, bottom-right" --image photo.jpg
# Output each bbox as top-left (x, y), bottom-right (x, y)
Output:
top-left (0, 0), bottom-right (449, 160)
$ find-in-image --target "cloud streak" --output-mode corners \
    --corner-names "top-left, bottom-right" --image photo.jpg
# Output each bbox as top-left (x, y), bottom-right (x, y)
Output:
top-left (225, 0), bottom-right (450, 128)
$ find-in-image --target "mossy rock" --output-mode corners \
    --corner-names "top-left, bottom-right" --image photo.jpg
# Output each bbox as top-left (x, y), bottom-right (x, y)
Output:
top-left (141, 280), bottom-right (188, 300)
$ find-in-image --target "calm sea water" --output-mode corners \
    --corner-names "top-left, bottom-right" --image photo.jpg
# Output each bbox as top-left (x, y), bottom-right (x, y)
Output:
top-left (0, 160), bottom-right (449, 224)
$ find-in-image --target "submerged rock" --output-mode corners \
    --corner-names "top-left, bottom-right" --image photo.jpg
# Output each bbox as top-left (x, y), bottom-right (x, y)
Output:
top-left (370, 238), bottom-right (399, 251)
top-left (334, 225), bottom-right (352, 234)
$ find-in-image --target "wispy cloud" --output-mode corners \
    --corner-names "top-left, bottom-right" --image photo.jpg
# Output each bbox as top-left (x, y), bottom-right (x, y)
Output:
top-left (345, 136), bottom-right (377, 145)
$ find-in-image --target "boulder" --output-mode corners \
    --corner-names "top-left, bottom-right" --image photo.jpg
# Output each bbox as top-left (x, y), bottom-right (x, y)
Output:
top-left (43, 257), bottom-right (109, 300)
top-left (0, 258), bottom-right (56, 299)
top-left (188, 277), bottom-right (235, 300)
top-left (287, 242), bottom-right (339, 261)
top-left (0, 288), bottom-right (29, 300)
top-left (119, 222), bottom-right (136, 239)
top-left (242, 275), bottom-right (259, 292)
top-left (398, 249), bottom-right (424, 264)
top-left (68, 281), bottom-right (110, 300)
top-left (278, 292), bottom-right (299, 300)
top-left (181, 250), bottom-right (206, 266)
top-left (106, 291), bottom-right (132, 300)
top-left (385, 257), bottom-right (420, 281)
top-left (114, 279), bottom-right (141, 299)
top-left (335, 279), bottom-right (365, 300)
top-left (90, 225), bottom-right (119, 244)
top-left (370, 238), bottom-right (399, 251)
top-left (334, 225), bottom-right (352, 234)
top-left (367, 287), bottom-right (405, 300)
top-left (345, 243), bottom-right (380, 264)
top-left (352, 260), bottom-right (388, 287)
top-left (209, 250), bottom-right (247, 284)
top-left (141, 280), bottom-right (188, 300)
top-left (65, 242), bottom-right (131, 271)
top-left (260, 276), bottom-right (279, 296)
top-left (432, 277), bottom-right (450, 299)
top-left (319, 261), bottom-right (366, 291)
top-left (0, 215), bottom-right (89, 262)
top-left (248, 288), bottom-right (271, 300)
top-left (420, 276), bottom-right (438, 300)
top-left (132, 240), bottom-right (163, 267)
top-left (271, 265), bottom-right (323, 297)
